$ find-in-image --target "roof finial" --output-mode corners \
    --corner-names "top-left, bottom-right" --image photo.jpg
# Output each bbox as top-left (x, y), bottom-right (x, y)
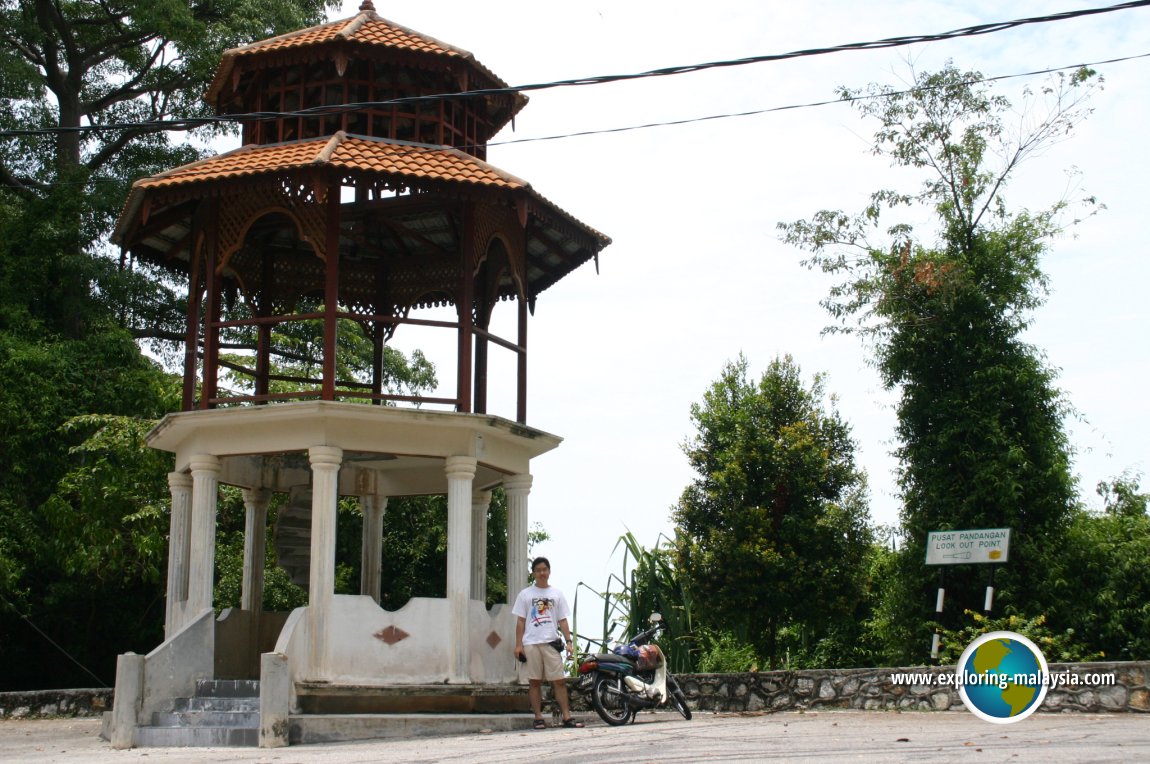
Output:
top-left (359, 0), bottom-right (375, 11)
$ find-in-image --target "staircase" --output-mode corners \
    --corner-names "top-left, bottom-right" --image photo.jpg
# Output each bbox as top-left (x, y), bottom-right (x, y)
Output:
top-left (135, 679), bottom-right (260, 747)
top-left (275, 485), bottom-right (312, 587)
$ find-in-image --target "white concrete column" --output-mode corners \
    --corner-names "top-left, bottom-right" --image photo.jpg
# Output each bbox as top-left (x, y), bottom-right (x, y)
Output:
top-left (307, 445), bottom-right (342, 679)
top-left (503, 473), bottom-right (533, 605)
top-left (186, 455), bottom-right (221, 616)
top-left (360, 494), bottom-right (388, 604)
top-left (241, 488), bottom-right (270, 612)
top-left (165, 472), bottom-right (193, 636)
top-left (470, 490), bottom-right (492, 602)
top-left (445, 456), bottom-right (477, 682)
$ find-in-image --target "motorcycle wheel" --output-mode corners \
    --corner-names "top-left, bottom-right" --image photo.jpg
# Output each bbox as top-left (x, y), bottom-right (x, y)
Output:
top-left (591, 674), bottom-right (635, 726)
top-left (667, 676), bottom-right (693, 720)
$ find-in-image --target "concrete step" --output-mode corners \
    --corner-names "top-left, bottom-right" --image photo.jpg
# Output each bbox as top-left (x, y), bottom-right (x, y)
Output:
top-left (170, 696), bottom-right (260, 713)
top-left (195, 678), bottom-right (260, 698)
top-left (290, 713), bottom-right (555, 745)
top-left (151, 710), bottom-right (260, 728)
top-left (136, 725), bottom-right (258, 747)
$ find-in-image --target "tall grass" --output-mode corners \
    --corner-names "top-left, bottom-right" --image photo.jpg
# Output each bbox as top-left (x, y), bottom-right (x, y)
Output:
top-left (572, 531), bottom-right (697, 673)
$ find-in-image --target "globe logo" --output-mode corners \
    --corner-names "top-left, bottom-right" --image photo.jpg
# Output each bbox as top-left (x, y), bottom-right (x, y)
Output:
top-left (957, 631), bottom-right (1048, 724)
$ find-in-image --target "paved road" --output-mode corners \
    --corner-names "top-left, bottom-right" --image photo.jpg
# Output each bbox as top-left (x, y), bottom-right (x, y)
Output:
top-left (3, 710), bottom-right (1148, 763)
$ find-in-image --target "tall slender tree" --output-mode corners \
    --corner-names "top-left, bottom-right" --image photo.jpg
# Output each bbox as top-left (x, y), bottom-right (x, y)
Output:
top-left (779, 64), bottom-right (1100, 660)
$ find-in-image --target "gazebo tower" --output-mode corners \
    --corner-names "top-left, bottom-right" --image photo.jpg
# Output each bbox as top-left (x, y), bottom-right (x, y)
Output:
top-left (108, 1), bottom-right (609, 747)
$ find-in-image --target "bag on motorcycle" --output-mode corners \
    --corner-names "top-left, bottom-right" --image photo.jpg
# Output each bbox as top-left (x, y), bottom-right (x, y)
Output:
top-left (635, 644), bottom-right (662, 671)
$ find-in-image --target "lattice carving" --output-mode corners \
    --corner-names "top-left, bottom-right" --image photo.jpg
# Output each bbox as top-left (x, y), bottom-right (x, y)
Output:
top-left (216, 180), bottom-right (327, 269)
top-left (472, 201), bottom-right (527, 300)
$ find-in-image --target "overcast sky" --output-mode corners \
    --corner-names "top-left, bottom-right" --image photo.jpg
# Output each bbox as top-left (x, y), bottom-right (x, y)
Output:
top-left (334, 0), bottom-right (1148, 640)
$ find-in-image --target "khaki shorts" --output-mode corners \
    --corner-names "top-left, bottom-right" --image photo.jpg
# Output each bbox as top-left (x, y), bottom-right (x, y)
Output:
top-left (522, 642), bottom-right (565, 682)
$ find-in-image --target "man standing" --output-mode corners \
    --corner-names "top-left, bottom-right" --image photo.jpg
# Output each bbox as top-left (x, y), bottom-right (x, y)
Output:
top-left (513, 557), bottom-right (584, 729)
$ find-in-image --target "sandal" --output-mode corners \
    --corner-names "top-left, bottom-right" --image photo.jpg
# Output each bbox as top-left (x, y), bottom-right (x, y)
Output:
top-left (561, 718), bottom-right (585, 728)
top-left (532, 719), bottom-right (547, 730)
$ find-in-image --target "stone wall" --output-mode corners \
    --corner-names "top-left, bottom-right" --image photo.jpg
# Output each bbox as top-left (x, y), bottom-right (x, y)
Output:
top-left (674, 662), bottom-right (1150, 714)
top-left (0, 688), bottom-right (113, 719)
top-left (3, 662), bottom-right (1147, 718)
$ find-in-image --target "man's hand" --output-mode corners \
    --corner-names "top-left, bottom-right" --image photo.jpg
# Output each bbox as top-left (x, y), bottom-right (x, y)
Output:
top-left (514, 644), bottom-right (526, 663)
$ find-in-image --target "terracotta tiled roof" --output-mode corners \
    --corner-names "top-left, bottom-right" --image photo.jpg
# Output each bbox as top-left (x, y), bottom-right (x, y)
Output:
top-left (233, 15), bottom-right (466, 58)
top-left (115, 133), bottom-right (610, 249)
top-left (206, 9), bottom-right (511, 107)
top-left (134, 133), bottom-right (529, 191)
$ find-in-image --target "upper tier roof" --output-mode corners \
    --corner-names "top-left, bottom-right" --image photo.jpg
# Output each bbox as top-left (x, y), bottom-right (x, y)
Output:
top-left (206, 2), bottom-right (527, 134)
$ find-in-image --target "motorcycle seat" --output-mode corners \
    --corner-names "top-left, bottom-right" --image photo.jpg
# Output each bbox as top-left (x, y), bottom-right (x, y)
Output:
top-left (592, 652), bottom-right (635, 665)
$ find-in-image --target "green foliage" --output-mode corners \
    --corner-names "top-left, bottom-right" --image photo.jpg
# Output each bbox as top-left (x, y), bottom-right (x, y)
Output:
top-left (582, 531), bottom-right (696, 673)
top-left (1046, 474), bottom-right (1150, 660)
top-left (694, 629), bottom-right (759, 673)
top-left (673, 354), bottom-right (872, 668)
top-left (0, 0), bottom-right (342, 347)
top-left (936, 610), bottom-right (1100, 665)
top-left (780, 64), bottom-right (1098, 657)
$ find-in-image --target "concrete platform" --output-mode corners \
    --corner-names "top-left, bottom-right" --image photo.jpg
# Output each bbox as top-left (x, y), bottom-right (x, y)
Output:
top-left (289, 712), bottom-right (545, 744)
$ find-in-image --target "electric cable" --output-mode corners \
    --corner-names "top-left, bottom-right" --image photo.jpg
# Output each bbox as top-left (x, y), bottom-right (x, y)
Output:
top-left (0, 51), bottom-right (1140, 191)
top-left (0, 0), bottom-right (1147, 139)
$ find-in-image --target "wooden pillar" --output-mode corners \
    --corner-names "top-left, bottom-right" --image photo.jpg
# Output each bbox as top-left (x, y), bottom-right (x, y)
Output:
top-left (457, 206), bottom-right (474, 413)
top-left (181, 218), bottom-right (203, 411)
top-left (517, 294), bottom-right (528, 424)
top-left (200, 213), bottom-right (221, 409)
top-left (322, 183), bottom-right (341, 401)
top-left (255, 251), bottom-right (273, 402)
top-left (474, 327), bottom-right (488, 414)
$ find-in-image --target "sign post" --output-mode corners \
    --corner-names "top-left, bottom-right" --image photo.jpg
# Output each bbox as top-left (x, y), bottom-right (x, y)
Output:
top-left (925, 528), bottom-right (1011, 566)
top-left (924, 528), bottom-right (1011, 660)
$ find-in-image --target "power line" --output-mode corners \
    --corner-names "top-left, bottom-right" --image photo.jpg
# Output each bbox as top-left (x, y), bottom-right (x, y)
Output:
top-left (0, 50), bottom-right (1141, 192)
top-left (486, 54), bottom-right (1146, 148)
top-left (0, 0), bottom-right (1147, 140)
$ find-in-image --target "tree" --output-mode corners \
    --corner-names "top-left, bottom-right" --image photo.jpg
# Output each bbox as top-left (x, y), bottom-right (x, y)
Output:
top-left (779, 64), bottom-right (1099, 659)
top-left (0, 1), bottom-right (342, 338)
top-left (1046, 474), bottom-right (1150, 660)
top-left (673, 354), bottom-right (871, 667)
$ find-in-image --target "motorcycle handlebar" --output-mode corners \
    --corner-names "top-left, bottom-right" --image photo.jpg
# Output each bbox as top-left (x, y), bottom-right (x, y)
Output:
top-left (630, 621), bottom-right (665, 646)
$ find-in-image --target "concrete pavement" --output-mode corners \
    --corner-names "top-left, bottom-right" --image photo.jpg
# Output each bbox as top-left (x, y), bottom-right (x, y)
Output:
top-left (2, 710), bottom-right (1148, 763)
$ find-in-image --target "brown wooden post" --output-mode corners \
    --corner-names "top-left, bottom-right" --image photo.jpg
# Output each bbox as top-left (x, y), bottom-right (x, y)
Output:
top-left (371, 256), bottom-right (387, 405)
top-left (517, 293), bottom-right (528, 424)
top-left (473, 332), bottom-right (488, 414)
top-left (322, 181), bottom-right (341, 401)
top-left (457, 205), bottom-right (474, 413)
top-left (474, 271), bottom-right (488, 413)
top-left (254, 250), bottom-right (273, 403)
top-left (182, 213), bottom-right (203, 411)
top-left (200, 203), bottom-right (221, 409)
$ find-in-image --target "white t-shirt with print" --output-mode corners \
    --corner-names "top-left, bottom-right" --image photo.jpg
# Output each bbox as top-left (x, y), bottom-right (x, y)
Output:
top-left (512, 584), bottom-right (571, 645)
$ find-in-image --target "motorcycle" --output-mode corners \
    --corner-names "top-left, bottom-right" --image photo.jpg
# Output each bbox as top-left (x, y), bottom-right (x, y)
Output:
top-left (575, 613), bottom-right (692, 725)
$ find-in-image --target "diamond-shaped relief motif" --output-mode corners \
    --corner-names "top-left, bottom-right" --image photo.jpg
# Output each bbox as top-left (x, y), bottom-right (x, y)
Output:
top-left (374, 625), bottom-right (410, 645)
top-left (486, 631), bottom-right (502, 650)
